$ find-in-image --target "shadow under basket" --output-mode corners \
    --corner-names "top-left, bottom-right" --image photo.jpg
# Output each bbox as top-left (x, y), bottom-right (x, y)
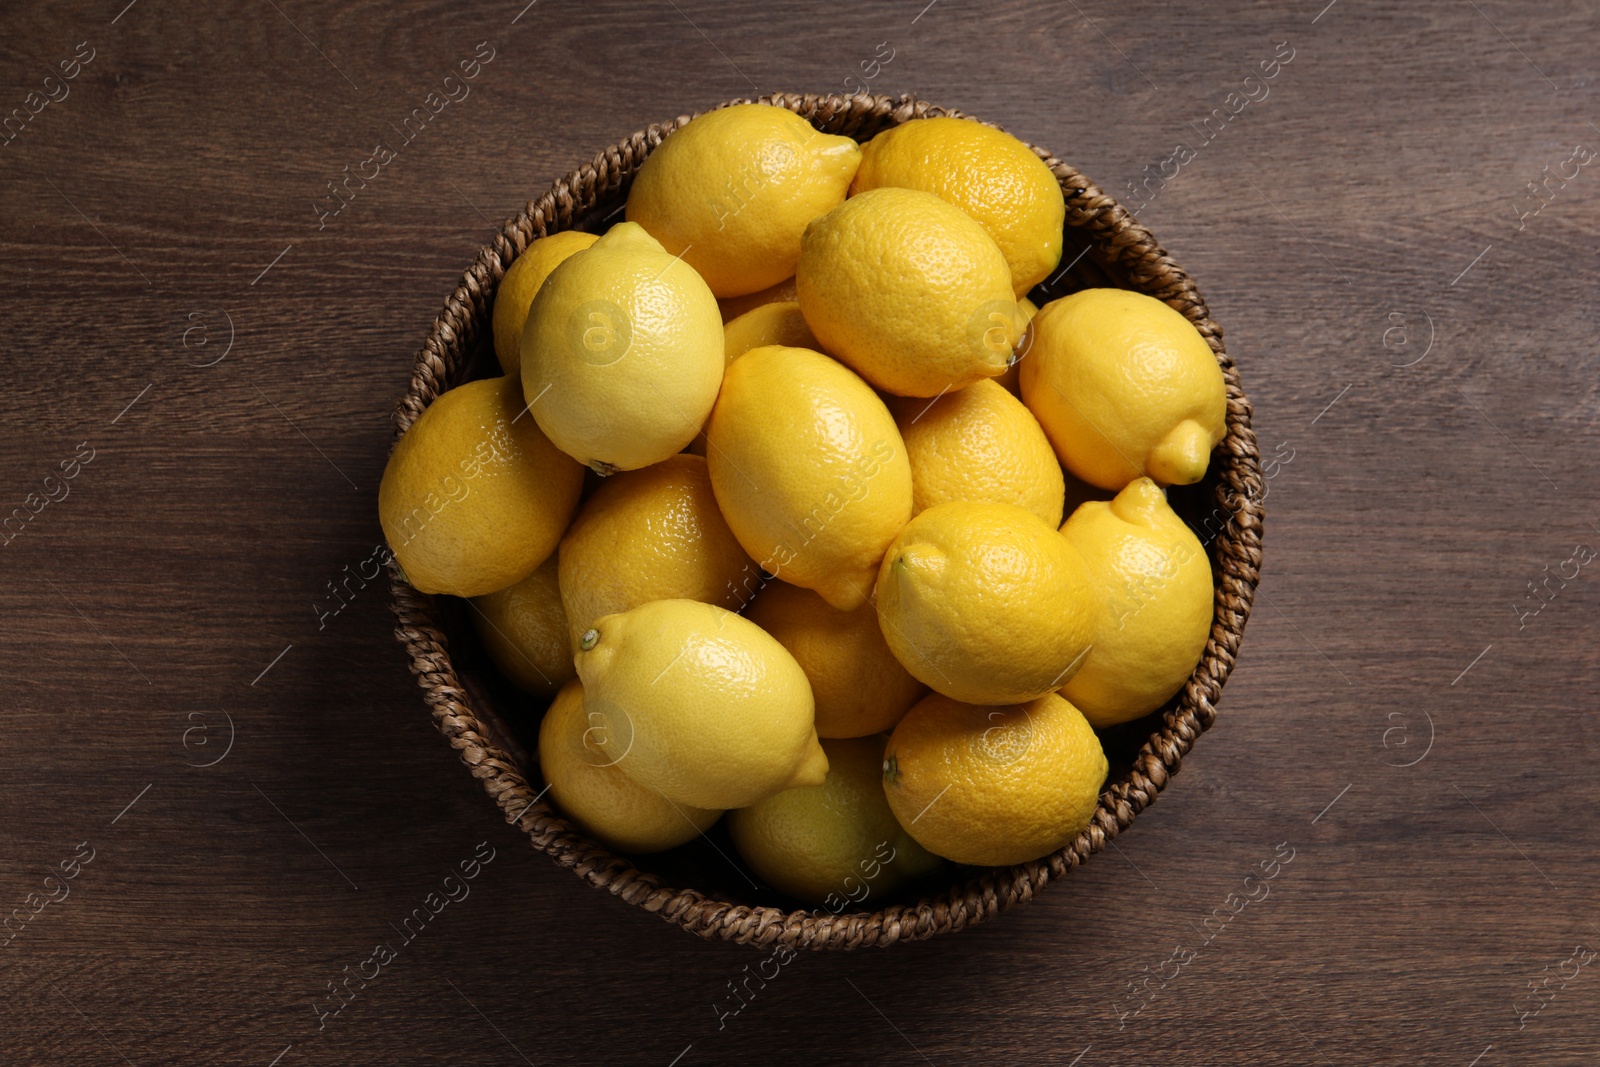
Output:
top-left (387, 91), bottom-right (1265, 951)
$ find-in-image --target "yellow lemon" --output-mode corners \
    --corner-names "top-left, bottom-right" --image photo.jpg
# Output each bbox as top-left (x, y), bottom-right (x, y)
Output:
top-left (729, 736), bottom-right (938, 905)
top-left (378, 376), bottom-right (583, 597)
top-left (1020, 288), bottom-right (1226, 489)
top-left (575, 599), bottom-right (827, 809)
top-left (491, 230), bottom-right (597, 375)
top-left (852, 117), bottom-right (1066, 296)
top-left (470, 555), bottom-right (574, 698)
top-left (744, 580), bottom-right (924, 738)
top-left (723, 301), bottom-right (819, 366)
top-left (882, 690), bottom-right (1107, 867)
top-left (875, 500), bottom-right (1098, 705)
top-left (718, 276), bottom-right (797, 323)
top-left (995, 296), bottom-right (1038, 395)
top-left (521, 222), bottom-right (723, 473)
top-left (796, 187), bottom-right (1021, 397)
top-left (538, 679), bottom-right (721, 853)
top-left (1059, 478), bottom-right (1213, 726)
top-left (890, 379), bottom-right (1065, 528)
top-left (626, 103), bottom-right (861, 297)
top-left (558, 453), bottom-right (753, 649)
top-left (705, 345), bottom-right (912, 611)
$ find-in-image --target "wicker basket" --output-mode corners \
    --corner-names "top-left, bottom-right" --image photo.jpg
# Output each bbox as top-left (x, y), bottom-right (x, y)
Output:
top-left (388, 92), bottom-right (1264, 951)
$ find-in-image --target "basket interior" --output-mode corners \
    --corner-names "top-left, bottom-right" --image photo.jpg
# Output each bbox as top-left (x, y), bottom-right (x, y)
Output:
top-left (389, 93), bottom-right (1259, 946)
top-left (429, 227), bottom-right (1230, 914)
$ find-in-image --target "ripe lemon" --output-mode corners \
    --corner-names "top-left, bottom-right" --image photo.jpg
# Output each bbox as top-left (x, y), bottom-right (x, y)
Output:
top-left (745, 580), bottom-right (924, 738)
top-left (1059, 478), bottom-right (1213, 726)
top-left (796, 187), bottom-right (1021, 397)
top-left (852, 117), bottom-right (1066, 296)
top-left (705, 345), bottom-right (912, 611)
top-left (890, 379), bottom-right (1065, 528)
top-left (575, 599), bottom-right (827, 809)
top-left (723, 301), bottom-right (819, 365)
top-left (558, 453), bottom-right (753, 649)
top-left (729, 736), bottom-right (938, 905)
top-left (520, 222), bottom-right (723, 473)
top-left (470, 555), bottom-right (573, 698)
top-left (882, 690), bottom-right (1107, 867)
top-left (626, 103), bottom-right (861, 297)
top-left (875, 500), bottom-right (1098, 705)
top-left (491, 230), bottom-right (597, 375)
top-left (718, 276), bottom-right (797, 323)
top-left (1019, 288), bottom-right (1226, 489)
top-left (379, 376), bottom-right (583, 597)
top-left (538, 679), bottom-right (721, 853)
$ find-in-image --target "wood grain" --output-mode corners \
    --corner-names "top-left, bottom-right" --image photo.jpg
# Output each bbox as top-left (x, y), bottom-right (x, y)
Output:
top-left (2, 0), bottom-right (1598, 1063)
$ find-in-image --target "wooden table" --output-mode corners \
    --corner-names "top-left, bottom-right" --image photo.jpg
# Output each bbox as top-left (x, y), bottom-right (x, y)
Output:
top-left (3, 1), bottom-right (1596, 1062)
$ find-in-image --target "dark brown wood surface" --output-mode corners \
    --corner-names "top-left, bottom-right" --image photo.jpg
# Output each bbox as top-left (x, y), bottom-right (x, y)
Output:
top-left (3, 0), bottom-right (1597, 1063)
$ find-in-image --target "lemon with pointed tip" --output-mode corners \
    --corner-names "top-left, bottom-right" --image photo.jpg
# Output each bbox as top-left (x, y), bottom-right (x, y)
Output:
top-left (875, 500), bottom-right (1098, 705)
top-left (1059, 478), bottom-right (1212, 726)
top-left (558, 453), bottom-right (753, 649)
top-left (470, 555), bottom-right (573, 698)
top-left (882, 690), bottom-right (1107, 867)
top-left (626, 103), bottom-right (861, 297)
top-left (723, 301), bottom-right (819, 366)
top-left (538, 679), bottom-right (721, 853)
top-left (378, 376), bottom-right (584, 597)
top-left (797, 187), bottom-right (1021, 397)
top-left (575, 599), bottom-right (827, 809)
top-left (1020, 288), bottom-right (1226, 489)
top-left (491, 230), bottom-right (598, 375)
top-left (729, 736), bottom-right (939, 904)
top-left (705, 345), bottom-right (912, 611)
top-left (852, 117), bottom-right (1066, 296)
top-left (521, 222), bottom-right (724, 473)
top-left (745, 580), bottom-right (924, 738)
top-left (889, 378), bottom-right (1065, 528)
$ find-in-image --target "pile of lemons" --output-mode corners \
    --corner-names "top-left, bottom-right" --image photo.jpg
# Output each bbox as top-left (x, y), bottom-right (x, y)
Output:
top-left (378, 104), bottom-right (1226, 903)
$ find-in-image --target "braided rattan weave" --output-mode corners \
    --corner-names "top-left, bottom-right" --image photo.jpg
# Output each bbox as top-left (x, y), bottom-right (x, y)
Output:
top-left (388, 92), bottom-right (1264, 950)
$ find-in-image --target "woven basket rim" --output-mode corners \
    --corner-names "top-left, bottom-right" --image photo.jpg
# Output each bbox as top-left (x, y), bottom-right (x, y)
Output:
top-left (387, 91), bottom-right (1265, 951)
